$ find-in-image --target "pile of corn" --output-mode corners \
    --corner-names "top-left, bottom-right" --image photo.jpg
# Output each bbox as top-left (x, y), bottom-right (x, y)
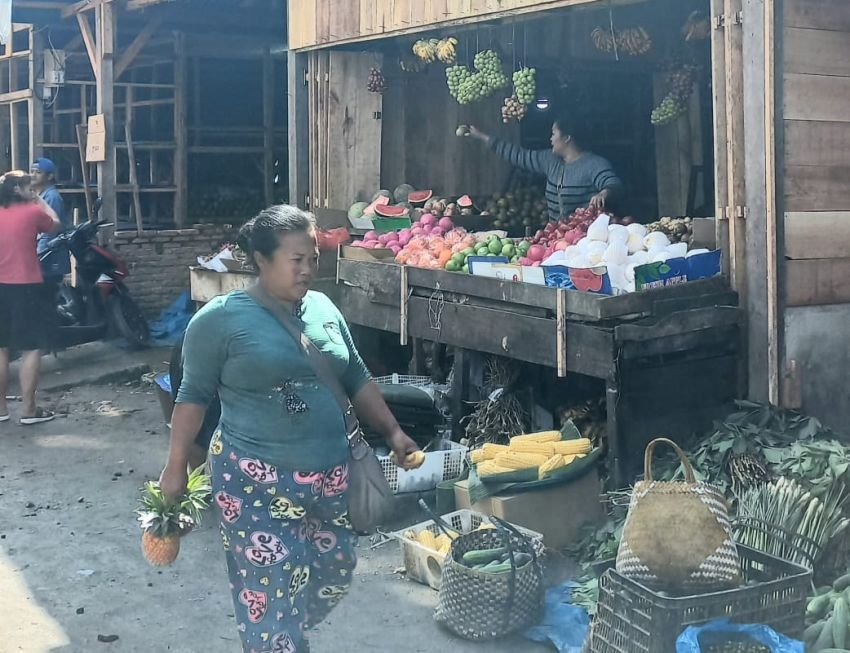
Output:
top-left (403, 524), bottom-right (494, 557)
top-left (470, 431), bottom-right (592, 480)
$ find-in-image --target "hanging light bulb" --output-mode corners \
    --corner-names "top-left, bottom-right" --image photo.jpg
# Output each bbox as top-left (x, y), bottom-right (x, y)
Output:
top-left (535, 97), bottom-right (550, 111)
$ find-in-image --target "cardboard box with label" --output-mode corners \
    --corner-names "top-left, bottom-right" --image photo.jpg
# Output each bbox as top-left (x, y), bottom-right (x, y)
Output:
top-left (454, 467), bottom-right (604, 549)
top-left (85, 114), bottom-right (106, 163)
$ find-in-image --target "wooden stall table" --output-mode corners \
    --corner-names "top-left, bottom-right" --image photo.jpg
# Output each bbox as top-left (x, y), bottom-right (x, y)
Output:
top-left (335, 257), bottom-right (742, 487)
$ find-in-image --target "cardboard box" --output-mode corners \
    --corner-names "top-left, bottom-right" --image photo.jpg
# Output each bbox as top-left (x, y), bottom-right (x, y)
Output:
top-left (85, 114), bottom-right (106, 162)
top-left (454, 468), bottom-right (604, 549)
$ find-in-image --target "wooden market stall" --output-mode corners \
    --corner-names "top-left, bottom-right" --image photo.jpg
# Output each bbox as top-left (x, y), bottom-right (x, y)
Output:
top-left (283, 0), bottom-right (751, 486)
top-left (7, 0), bottom-right (287, 232)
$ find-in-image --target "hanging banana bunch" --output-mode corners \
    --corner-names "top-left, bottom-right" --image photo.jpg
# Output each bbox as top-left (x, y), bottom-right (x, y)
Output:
top-left (436, 37), bottom-right (459, 65)
top-left (412, 38), bottom-right (439, 63)
top-left (591, 26), bottom-right (652, 56)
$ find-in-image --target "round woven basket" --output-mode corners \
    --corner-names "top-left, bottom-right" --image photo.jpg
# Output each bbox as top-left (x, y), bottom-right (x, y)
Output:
top-left (435, 520), bottom-right (544, 640)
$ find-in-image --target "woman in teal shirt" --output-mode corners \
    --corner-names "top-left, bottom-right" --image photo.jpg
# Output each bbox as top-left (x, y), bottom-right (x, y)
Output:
top-left (160, 205), bottom-right (419, 653)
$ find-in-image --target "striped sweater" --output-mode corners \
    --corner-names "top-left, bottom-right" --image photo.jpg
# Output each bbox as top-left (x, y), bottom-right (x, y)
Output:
top-left (489, 137), bottom-right (623, 220)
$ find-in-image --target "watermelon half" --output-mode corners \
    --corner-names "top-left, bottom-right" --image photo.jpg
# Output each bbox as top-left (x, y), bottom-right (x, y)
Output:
top-left (374, 204), bottom-right (410, 217)
top-left (408, 189), bottom-right (433, 205)
top-left (363, 195), bottom-right (391, 216)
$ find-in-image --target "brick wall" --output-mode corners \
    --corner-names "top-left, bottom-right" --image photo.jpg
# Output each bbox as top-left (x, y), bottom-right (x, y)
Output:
top-left (113, 224), bottom-right (237, 318)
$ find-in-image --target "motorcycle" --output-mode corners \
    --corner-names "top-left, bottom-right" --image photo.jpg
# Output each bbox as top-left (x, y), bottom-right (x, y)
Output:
top-left (40, 214), bottom-right (150, 350)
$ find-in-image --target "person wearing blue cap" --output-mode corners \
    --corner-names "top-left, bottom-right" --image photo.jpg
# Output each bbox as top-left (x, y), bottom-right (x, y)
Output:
top-left (31, 158), bottom-right (71, 285)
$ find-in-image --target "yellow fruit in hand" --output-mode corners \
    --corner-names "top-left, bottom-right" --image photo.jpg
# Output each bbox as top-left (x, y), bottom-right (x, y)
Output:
top-left (390, 450), bottom-right (426, 469)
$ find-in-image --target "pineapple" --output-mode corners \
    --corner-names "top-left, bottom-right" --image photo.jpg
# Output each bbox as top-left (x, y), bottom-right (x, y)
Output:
top-left (136, 466), bottom-right (212, 567)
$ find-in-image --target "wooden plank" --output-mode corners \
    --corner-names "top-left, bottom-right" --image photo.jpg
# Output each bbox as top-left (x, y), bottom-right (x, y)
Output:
top-left (614, 306), bottom-right (741, 343)
top-left (337, 287), bottom-right (401, 332)
top-left (785, 258), bottom-right (850, 306)
top-left (28, 27), bottom-right (43, 163)
top-left (784, 120), bottom-right (850, 168)
top-left (262, 51), bottom-right (275, 207)
top-left (407, 296), bottom-right (613, 378)
top-left (75, 123), bottom-right (94, 220)
top-left (337, 259), bottom-right (401, 305)
top-left (784, 165), bottom-right (850, 212)
top-left (784, 0), bottom-right (850, 32)
top-left (77, 13), bottom-right (99, 79)
top-left (9, 104), bottom-right (17, 170)
top-left (325, 51), bottom-right (382, 207)
top-left (288, 51), bottom-right (310, 208)
top-left (173, 32), bottom-right (187, 226)
top-left (95, 2), bottom-right (116, 242)
top-left (115, 16), bottom-right (162, 80)
top-left (125, 119), bottom-right (144, 234)
top-left (784, 27), bottom-right (850, 77)
top-left (784, 212), bottom-right (850, 260)
top-left (764, 0), bottom-right (779, 406)
top-left (0, 89), bottom-right (33, 103)
top-left (725, 0), bottom-right (747, 297)
top-left (784, 73), bottom-right (850, 122)
top-left (63, 0), bottom-right (111, 18)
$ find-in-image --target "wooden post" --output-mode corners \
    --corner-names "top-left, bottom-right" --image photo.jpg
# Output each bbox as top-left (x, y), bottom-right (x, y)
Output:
top-left (710, 0), bottom-right (730, 275)
top-left (287, 51), bottom-right (309, 208)
top-left (95, 2), bottom-right (116, 241)
top-left (124, 85), bottom-right (143, 234)
top-left (71, 207), bottom-right (80, 286)
top-left (173, 32), bottom-right (188, 226)
top-left (9, 103), bottom-right (17, 169)
top-left (75, 123), bottom-right (94, 220)
top-left (262, 49), bottom-right (275, 207)
top-left (28, 26), bottom-right (44, 164)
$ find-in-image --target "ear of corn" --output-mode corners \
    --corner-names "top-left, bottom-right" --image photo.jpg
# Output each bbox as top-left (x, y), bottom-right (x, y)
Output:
top-left (435, 533), bottom-right (452, 555)
top-left (510, 440), bottom-right (557, 456)
top-left (416, 529), bottom-right (437, 551)
top-left (477, 460), bottom-right (517, 477)
top-left (539, 455), bottom-right (567, 479)
top-left (470, 443), bottom-right (510, 464)
top-left (552, 438), bottom-right (592, 456)
top-left (494, 452), bottom-right (548, 470)
top-left (511, 430), bottom-right (561, 444)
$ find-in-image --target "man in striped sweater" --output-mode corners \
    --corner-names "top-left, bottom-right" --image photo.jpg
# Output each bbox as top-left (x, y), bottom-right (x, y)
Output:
top-left (467, 112), bottom-right (624, 221)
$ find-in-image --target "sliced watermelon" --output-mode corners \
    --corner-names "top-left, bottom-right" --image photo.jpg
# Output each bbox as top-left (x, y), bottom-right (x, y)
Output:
top-left (457, 194), bottom-right (474, 208)
top-left (408, 189), bottom-right (433, 205)
top-left (374, 204), bottom-right (410, 217)
top-left (363, 195), bottom-right (391, 216)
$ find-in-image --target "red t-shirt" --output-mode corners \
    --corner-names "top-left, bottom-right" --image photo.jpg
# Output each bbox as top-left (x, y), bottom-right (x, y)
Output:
top-left (0, 203), bottom-right (55, 284)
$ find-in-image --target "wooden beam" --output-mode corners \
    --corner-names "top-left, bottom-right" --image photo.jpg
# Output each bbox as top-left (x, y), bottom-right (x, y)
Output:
top-left (63, 0), bottom-right (112, 19)
top-left (29, 27), bottom-right (44, 164)
top-left (95, 2), bottom-right (116, 242)
top-left (262, 49), bottom-right (275, 207)
top-left (0, 89), bottom-right (33, 103)
top-left (785, 259), bottom-right (850, 306)
top-left (785, 212), bottom-right (850, 259)
top-left (75, 123), bottom-right (94, 221)
top-left (77, 13), bottom-right (99, 79)
top-left (114, 16), bottom-right (163, 80)
top-left (174, 32), bottom-right (188, 227)
top-left (14, 2), bottom-right (68, 10)
top-left (287, 51), bottom-right (309, 208)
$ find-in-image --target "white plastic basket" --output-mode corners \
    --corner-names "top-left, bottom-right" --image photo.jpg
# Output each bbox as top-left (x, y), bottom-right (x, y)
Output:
top-left (391, 509), bottom-right (545, 590)
top-left (374, 373), bottom-right (434, 387)
top-left (378, 441), bottom-right (467, 494)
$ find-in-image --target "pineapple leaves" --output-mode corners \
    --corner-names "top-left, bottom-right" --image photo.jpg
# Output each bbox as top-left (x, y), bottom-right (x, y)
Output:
top-left (135, 465), bottom-right (212, 537)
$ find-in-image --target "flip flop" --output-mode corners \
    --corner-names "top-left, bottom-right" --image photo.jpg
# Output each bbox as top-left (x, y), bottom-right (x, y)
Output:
top-left (0, 414), bottom-right (9, 423)
top-left (20, 408), bottom-right (55, 425)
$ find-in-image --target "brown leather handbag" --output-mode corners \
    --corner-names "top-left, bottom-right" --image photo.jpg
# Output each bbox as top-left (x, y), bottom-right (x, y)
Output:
top-left (246, 285), bottom-right (394, 534)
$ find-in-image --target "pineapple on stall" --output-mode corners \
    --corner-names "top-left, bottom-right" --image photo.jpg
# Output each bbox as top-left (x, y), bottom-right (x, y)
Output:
top-left (136, 466), bottom-right (211, 567)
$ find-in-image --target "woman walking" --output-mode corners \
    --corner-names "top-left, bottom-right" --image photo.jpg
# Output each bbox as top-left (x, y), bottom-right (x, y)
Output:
top-left (160, 205), bottom-right (419, 653)
top-left (0, 171), bottom-right (61, 425)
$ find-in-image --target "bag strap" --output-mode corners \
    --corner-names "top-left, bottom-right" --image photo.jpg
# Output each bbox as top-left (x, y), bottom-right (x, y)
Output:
top-left (246, 284), bottom-right (360, 438)
top-left (644, 437), bottom-right (695, 482)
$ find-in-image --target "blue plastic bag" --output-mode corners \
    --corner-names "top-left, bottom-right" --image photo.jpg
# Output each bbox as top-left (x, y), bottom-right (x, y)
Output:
top-left (148, 291), bottom-right (193, 345)
top-left (524, 582), bottom-right (589, 653)
top-left (676, 619), bottom-right (804, 653)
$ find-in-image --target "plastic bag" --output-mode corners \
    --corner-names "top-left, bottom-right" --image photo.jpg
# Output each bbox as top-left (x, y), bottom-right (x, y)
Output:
top-left (676, 619), bottom-right (804, 653)
top-left (316, 227), bottom-right (351, 250)
top-left (524, 583), bottom-right (589, 653)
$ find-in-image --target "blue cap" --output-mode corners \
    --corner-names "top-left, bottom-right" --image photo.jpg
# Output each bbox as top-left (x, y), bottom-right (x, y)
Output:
top-left (32, 158), bottom-right (56, 175)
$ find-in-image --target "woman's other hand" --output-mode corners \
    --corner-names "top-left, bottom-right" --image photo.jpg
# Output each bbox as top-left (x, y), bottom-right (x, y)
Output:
top-left (589, 189), bottom-right (609, 211)
top-left (159, 462), bottom-right (189, 500)
top-left (387, 429), bottom-right (420, 470)
top-left (467, 125), bottom-right (490, 143)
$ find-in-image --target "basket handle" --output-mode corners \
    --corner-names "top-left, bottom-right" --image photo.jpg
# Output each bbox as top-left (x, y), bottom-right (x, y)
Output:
top-left (644, 437), bottom-right (695, 483)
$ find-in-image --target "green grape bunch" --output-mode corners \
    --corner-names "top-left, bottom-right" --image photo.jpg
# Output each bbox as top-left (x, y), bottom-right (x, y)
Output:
top-left (651, 64), bottom-right (697, 126)
top-left (512, 67), bottom-right (537, 106)
top-left (446, 50), bottom-right (509, 104)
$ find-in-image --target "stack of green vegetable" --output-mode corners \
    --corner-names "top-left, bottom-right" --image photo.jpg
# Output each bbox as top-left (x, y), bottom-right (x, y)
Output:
top-left (805, 573), bottom-right (850, 651)
top-left (461, 546), bottom-right (532, 574)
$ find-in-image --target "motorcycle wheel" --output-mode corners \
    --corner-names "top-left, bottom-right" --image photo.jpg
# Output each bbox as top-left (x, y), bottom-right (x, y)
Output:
top-left (108, 292), bottom-right (150, 349)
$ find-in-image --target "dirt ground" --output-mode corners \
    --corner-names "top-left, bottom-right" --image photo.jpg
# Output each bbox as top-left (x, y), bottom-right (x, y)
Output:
top-left (0, 376), bottom-right (551, 653)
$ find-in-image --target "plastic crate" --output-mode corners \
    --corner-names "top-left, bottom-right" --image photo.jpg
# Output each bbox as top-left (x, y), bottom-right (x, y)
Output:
top-left (588, 545), bottom-right (811, 653)
top-left (378, 441), bottom-right (467, 494)
top-left (374, 374), bottom-right (433, 388)
top-left (392, 509), bottom-right (545, 590)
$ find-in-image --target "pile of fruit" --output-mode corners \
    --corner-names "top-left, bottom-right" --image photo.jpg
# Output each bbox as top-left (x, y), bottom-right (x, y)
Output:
top-left (459, 546), bottom-right (533, 573)
top-left (651, 64), bottom-right (698, 126)
top-left (591, 26), bottom-right (652, 56)
top-left (480, 186), bottom-right (549, 233)
top-left (402, 522), bottom-right (497, 558)
top-left (446, 50), bottom-right (509, 105)
top-left (501, 67), bottom-right (537, 123)
top-left (366, 67), bottom-right (387, 94)
top-left (644, 216), bottom-right (692, 243)
top-left (805, 572), bottom-right (850, 650)
top-left (470, 431), bottom-right (593, 482)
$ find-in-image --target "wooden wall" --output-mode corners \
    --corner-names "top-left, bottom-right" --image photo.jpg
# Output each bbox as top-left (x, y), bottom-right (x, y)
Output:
top-left (287, 0), bottom-right (603, 50)
top-left (777, 0), bottom-right (850, 429)
top-left (380, 64), bottom-right (517, 199)
top-left (782, 0), bottom-right (850, 307)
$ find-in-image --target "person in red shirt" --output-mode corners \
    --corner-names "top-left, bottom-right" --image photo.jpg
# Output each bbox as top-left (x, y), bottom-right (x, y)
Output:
top-left (0, 171), bottom-right (61, 425)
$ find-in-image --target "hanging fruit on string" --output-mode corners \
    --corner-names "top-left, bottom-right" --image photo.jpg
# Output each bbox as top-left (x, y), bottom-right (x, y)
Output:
top-left (446, 50), bottom-right (509, 105)
top-left (366, 67), bottom-right (387, 94)
top-left (501, 95), bottom-right (527, 123)
top-left (412, 38), bottom-right (439, 63)
top-left (591, 26), bottom-right (652, 56)
top-left (512, 67), bottom-right (537, 105)
top-left (436, 37), bottom-right (459, 65)
top-left (651, 64), bottom-right (698, 126)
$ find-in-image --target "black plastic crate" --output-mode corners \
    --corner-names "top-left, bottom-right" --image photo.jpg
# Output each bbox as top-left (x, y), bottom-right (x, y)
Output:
top-left (589, 546), bottom-right (811, 653)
